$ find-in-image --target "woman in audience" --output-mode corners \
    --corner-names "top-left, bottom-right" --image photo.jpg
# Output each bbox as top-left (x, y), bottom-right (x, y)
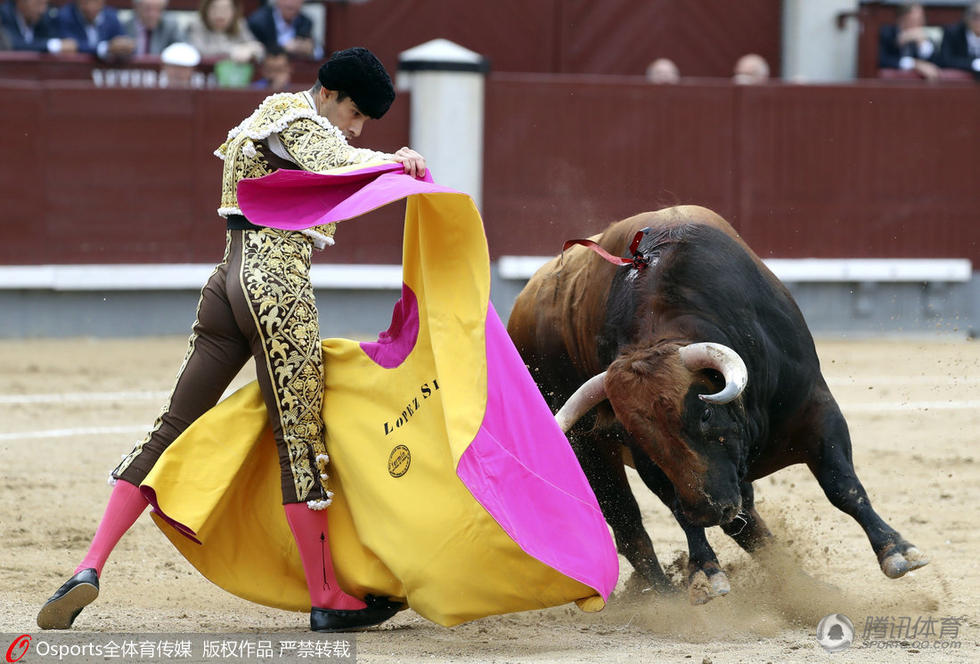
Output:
top-left (185, 0), bottom-right (263, 62)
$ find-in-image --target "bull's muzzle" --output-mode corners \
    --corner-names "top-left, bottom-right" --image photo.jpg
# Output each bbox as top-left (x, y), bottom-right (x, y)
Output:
top-left (679, 494), bottom-right (743, 527)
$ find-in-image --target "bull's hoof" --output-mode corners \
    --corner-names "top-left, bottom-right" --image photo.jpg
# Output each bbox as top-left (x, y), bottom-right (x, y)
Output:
top-left (688, 568), bottom-right (730, 605)
top-left (881, 546), bottom-right (929, 579)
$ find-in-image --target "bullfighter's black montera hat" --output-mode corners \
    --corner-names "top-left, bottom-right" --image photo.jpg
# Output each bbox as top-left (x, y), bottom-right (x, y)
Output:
top-left (318, 47), bottom-right (395, 119)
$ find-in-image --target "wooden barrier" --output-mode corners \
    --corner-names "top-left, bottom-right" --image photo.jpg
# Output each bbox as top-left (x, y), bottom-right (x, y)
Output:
top-left (0, 77), bottom-right (977, 267)
top-left (0, 81), bottom-right (410, 265)
top-left (483, 74), bottom-right (980, 263)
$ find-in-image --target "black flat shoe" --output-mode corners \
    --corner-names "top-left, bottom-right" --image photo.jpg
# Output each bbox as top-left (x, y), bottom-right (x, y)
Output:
top-left (37, 568), bottom-right (99, 630)
top-left (310, 595), bottom-right (403, 632)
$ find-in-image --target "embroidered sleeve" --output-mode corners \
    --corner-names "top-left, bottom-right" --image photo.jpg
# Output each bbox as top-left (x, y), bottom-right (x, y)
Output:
top-left (277, 118), bottom-right (393, 173)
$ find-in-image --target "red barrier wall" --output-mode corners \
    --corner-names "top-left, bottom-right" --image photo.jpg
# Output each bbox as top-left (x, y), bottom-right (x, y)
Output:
top-left (735, 82), bottom-right (979, 259)
top-left (1, 78), bottom-right (977, 266)
top-left (484, 74), bottom-right (980, 262)
top-left (0, 82), bottom-right (410, 265)
top-left (483, 75), bottom-right (737, 256)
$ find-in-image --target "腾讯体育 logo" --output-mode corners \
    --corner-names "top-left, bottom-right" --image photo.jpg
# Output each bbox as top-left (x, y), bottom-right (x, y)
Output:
top-left (816, 613), bottom-right (855, 653)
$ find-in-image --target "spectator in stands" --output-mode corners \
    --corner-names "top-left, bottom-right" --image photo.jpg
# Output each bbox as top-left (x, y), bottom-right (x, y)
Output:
top-left (0, 15), bottom-right (10, 48)
top-left (185, 0), bottom-right (263, 62)
top-left (57, 0), bottom-right (134, 61)
top-left (247, 0), bottom-right (317, 59)
top-left (1, 0), bottom-right (77, 52)
top-left (733, 53), bottom-right (770, 84)
top-left (251, 43), bottom-right (291, 90)
top-left (936, 0), bottom-right (980, 79)
top-left (123, 0), bottom-right (183, 56)
top-left (645, 58), bottom-right (680, 84)
top-left (878, 2), bottom-right (940, 80)
top-left (158, 40), bottom-right (201, 87)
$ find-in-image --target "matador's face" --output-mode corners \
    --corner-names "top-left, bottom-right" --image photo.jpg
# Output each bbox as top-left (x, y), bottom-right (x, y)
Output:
top-left (317, 88), bottom-right (368, 140)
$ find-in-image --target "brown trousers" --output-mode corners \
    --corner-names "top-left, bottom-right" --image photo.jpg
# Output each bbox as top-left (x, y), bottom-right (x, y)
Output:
top-left (113, 229), bottom-right (330, 505)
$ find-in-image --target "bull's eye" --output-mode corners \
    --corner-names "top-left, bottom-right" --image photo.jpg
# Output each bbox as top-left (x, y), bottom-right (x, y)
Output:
top-left (699, 408), bottom-right (712, 431)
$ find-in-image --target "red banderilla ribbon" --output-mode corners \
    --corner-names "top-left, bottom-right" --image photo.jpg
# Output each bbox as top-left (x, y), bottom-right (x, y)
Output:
top-left (562, 229), bottom-right (649, 270)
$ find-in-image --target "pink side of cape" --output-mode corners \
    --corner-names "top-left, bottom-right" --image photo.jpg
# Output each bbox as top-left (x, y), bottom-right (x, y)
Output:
top-left (457, 309), bottom-right (619, 600)
top-left (140, 485), bottom-right (202, 544)
top-left (359, 284), bottom-right (420, 369)
top-left (237, 163), bottom-right (454, 230)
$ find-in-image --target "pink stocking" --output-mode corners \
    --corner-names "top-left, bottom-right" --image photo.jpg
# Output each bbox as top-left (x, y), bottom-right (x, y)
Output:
top-left (75, 479), bottom-right (148, 576)
top-left (284, 503), bottom-right (366, 611)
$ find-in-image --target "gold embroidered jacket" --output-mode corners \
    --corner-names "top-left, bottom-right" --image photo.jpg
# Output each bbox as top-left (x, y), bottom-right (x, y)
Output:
top-left (214, 91), bottom-right (393, 246)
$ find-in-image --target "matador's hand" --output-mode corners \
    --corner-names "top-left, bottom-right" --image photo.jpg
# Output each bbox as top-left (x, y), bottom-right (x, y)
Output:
top-left (393, 147), bottom-right (426, 179)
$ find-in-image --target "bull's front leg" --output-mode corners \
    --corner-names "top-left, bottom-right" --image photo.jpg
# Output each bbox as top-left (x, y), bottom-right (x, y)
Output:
top-left (807, 405), bottom-right (929, 578)
top-left (571, 433), bottom-right (673, 593)
top-left (677, 520), bottom-right (732, 605)
top-left (632, 451), bottom-right (730, 604)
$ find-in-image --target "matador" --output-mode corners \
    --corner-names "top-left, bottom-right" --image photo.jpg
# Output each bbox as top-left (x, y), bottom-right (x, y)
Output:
top-left (37, 47), bottom-right (427, 633)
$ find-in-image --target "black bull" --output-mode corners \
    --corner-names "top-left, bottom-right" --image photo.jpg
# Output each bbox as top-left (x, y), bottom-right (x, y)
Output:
top-left (506, 205), bottom-right (928, 603)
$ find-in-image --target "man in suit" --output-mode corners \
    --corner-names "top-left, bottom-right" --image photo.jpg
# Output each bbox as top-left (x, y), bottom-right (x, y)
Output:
top-left (58, 0), bottom-right (134, 60)
top-left (936, 0), bottom-right (980, 78)
top-left (122, 0), bottom-right (183, 56)
top-left (247, 0), bottom-right (316, 59)
top-left (1, 0), bottom-right (77, 52)
top-left (878, 2), bottom-right (940, 79)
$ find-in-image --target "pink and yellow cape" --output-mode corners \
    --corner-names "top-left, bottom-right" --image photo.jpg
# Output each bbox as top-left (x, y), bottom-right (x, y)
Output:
top-left (140, 163), bottom-right (618, 627)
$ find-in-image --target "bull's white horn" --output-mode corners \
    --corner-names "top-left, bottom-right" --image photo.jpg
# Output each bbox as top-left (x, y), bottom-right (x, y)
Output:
top-left (678, 342), bottom-right (748, 404)
top-left (555, 372), bottom-right (608, 433)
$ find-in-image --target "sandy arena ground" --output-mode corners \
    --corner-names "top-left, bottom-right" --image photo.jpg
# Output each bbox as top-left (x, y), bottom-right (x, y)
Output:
top-left (0, 335), bottom-right (978, 663)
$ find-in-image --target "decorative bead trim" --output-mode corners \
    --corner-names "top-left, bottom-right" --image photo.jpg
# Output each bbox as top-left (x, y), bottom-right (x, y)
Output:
top-left (306, 497), bottom-right (332, 510)
top-left (302, 229), bottom-right (336, 249)
top-left (221, 92), bottom-right (348, 148)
